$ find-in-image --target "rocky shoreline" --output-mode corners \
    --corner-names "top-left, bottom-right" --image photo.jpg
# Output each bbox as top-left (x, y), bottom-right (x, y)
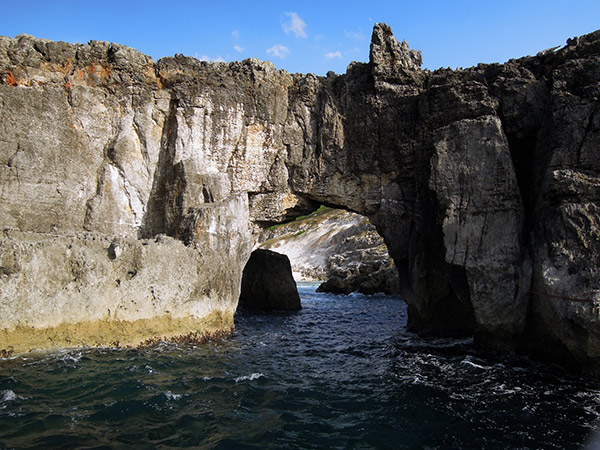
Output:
top-left (258, 207), bottom-right (400, 294)
top-left (1, 25), bottom-right (599, 373)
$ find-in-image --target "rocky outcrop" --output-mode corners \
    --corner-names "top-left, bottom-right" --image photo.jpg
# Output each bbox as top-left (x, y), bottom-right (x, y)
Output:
top-left (1, 26), bottom-right (599, 372)
top-left (239, 249), bottom-right (301, 311)
top-left (0, 230), bottom-right (236, 352)
top-left (317, 265), bottom-right (400, 296)
top-left (317, 265), bottom-right (399, 296)
top-left (259, 207), bottom-right (399, 294)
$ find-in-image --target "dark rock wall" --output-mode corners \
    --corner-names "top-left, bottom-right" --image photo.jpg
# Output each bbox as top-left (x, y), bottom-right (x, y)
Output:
top-left (283, 24), bottom-right (600, 369)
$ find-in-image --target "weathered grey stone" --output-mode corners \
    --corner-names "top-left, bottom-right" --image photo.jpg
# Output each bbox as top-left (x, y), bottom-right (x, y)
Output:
top-left (0, 230), bottom-right (242, 352)
top-left (369, 22), bottom-right (425, 89)
top-left (428, 115), bottom-right (529, 339)
top-left (526, 42), bottom-right (600, 370)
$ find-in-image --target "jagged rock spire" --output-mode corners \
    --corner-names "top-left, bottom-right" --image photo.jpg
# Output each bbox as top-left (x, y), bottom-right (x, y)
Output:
top-left (369, 23), bottom-right (424, 85)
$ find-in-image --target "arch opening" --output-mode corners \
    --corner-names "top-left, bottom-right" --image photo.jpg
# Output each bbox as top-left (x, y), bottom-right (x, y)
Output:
top-left (240, 205), bottom-right (401, 309)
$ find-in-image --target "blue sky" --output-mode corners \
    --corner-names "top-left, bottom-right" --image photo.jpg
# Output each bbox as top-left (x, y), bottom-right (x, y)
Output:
top-left (2, 1), bottom-right (599, 75)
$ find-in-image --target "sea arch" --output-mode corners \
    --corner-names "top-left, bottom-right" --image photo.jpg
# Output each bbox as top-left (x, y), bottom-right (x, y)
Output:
top-left (1, 26), bottom-right (599, 372)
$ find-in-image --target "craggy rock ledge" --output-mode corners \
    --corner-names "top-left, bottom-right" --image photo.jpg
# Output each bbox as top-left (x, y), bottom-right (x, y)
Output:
top-left (1, 26), bottom-right (599, 373)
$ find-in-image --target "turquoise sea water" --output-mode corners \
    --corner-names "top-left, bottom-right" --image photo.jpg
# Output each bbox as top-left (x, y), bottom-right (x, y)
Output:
top-left (1, 283), bottom-right (600, 449)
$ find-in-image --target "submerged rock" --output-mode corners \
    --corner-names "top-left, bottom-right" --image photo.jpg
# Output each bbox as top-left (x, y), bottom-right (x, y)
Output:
top-left (239, 249), bottom-right (301, 311)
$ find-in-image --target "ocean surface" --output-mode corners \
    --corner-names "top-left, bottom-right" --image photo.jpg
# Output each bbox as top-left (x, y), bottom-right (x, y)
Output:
top-left (1, 283), bottom-right (600, 449)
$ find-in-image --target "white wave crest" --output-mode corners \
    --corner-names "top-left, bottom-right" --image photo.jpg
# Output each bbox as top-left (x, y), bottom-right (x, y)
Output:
top-left (60, 351), bottom-right (83, 364)
top-left (461, 356), bottom-right (491, 370)
top-left (164, 391), bottom-right (183, 401)
top-left (235, 373), bottom-right (264, 383)
top-left (1, 390), bottom-right (17, 402)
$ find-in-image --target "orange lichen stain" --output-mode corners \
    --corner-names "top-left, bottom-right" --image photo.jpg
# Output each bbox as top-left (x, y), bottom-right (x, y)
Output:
top-left (68, 64), bottom-right (113, 87)
top-left (145, 65), bottom-right (155, 78)
top-left (40, 60), bottom-right (72, 76)
top-left (282, 193), bottom-right (301, 210)
top-left (3, 72), bottom-right (19, 87)
top-left (87, 64), bottom-right (111, 79)
top-left (0, 72), bottom-right (40, 87)
top-left (145, 65), bottom-right (165, 89)
top-left (63, 58), bottom-right (74, 71)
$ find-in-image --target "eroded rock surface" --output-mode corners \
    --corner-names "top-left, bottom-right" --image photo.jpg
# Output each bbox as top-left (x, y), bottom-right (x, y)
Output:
top-left (1, 26), bottom-right (599, 372)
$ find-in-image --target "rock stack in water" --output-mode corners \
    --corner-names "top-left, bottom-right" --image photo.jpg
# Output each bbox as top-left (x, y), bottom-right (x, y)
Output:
top-left (239, 249), bottom-right (301, 311)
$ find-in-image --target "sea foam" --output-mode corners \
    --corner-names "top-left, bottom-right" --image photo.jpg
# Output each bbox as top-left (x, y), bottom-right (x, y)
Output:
top-left (235, 373), bottom-right (264, 383)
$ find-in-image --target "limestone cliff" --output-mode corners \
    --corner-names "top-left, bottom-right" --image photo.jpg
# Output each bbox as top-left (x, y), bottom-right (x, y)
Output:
top-left (1, 26), bottom-right (599, 373)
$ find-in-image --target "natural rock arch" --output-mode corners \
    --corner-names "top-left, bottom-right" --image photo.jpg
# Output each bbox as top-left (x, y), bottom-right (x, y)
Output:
top-left (271, 25), bottom-right (600, 373)
top-left (1, 26), bottom-right (599, 372)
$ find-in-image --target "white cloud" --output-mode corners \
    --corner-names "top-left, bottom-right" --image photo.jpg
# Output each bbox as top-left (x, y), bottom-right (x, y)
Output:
top-left (324, 51), bottom-right (342, 59)
top-left (234, 45), bottom-right (244, 53)
top-left (231, 30), bottom-right (239, 39)
top-left (266, 44), bottom-right (290, 59)
top-left (282, 12), bottom-right (307, 38)
top-left (196, 54), bottom-right (226, 63)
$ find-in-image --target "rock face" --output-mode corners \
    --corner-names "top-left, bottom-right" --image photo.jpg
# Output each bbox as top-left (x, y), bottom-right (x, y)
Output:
top-left (239, 249), bottom-right (301, 311)
top-left (0, 231), bottom-right (236, 352)
top-left (259, 207), bottom-right (399, 294)
top-left (1, 26), bottom-right (599, 372)
top-left (316, 215), bottom-right (400, 295)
